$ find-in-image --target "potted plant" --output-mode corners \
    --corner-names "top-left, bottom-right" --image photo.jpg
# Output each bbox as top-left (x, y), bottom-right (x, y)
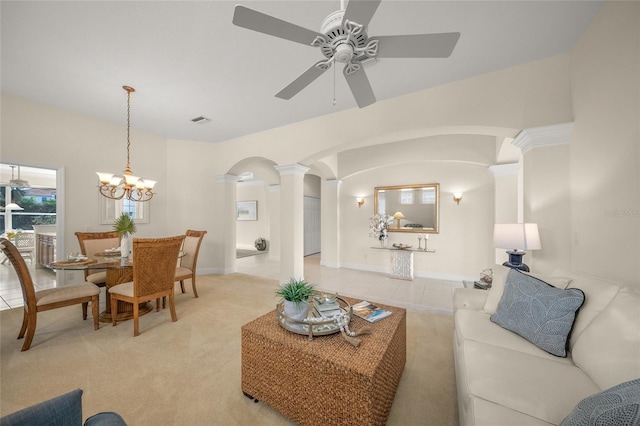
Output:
top-left (113, 213), bottom-right (136, 258)
top-left (276, 277), bottom-right (314, 321)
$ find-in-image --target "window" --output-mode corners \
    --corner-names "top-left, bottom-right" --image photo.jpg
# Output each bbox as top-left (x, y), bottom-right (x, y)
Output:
top-left (100, 196), bottom-right (149, 224)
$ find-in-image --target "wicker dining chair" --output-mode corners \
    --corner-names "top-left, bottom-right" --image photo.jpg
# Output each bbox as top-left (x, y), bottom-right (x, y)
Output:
top-left (175, 230), bottom-right (207, 298)
top-left (75, 231), bottom-right (120, 287)
top-left (109, 235), bottom-right (185, 337)
top-left (0, 238), bottom-right (100, 351)
top-left (14, 232), bottom-right (36, 263)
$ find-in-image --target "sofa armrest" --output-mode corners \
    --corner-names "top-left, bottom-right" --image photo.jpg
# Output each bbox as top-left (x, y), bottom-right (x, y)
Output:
top-left (453, 288), bottom-right (488, 313)
top-left (0, 389), bottom-right (83, 426)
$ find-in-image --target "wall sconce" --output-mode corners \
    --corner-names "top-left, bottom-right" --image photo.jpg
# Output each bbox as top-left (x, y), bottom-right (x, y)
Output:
top-left (453, 192), bottom-right (463, 205)
top-left (356, 197), bottom-right (365, 208)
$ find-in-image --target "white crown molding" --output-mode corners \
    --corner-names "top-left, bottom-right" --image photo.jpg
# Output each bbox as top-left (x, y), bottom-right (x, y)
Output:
top-left (489, 163), bottom-right (521, 177)
top-left (512, 122), bottom-right (573, 154)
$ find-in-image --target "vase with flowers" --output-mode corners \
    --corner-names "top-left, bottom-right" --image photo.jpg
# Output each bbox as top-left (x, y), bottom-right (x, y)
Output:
top-left (369, 214), bottom-right (394, 247)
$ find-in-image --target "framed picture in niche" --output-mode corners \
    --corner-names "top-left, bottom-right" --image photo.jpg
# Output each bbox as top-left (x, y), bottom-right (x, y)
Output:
top-left (237, 200), bottom-right (257, 221)
top-left (100, 196), bottom-right (150, 225)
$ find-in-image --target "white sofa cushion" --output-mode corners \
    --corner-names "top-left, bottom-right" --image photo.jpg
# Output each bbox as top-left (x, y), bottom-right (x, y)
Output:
top-left (471, 398), bottom-right (557, 426)
top-left (571, 289), bottom-right (640, 390)
top-left (459, 340), bottom-right (600, 424)
top-left (455, 309), bottom-right (574, 363)
top-left (566, 275), bottom-right (621, 349)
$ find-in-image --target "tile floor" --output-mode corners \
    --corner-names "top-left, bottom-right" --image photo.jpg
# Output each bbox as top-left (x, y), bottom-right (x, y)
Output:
top-left (0, 253), bottom-right (462, 314)
top-left (236, 253), bottom-right (462, 314)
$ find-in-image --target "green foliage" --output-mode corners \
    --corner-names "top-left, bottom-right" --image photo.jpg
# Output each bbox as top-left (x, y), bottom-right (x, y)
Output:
top-left (112, 213), bottom-right (136, 236)
top-left (275, 278), bottom-right (314, 305)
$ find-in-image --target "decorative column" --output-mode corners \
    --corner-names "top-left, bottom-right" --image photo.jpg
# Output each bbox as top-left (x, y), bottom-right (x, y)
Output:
top-left (213, 174), bottom-right (238, 274)
top-left (275, 164), bottom-right (309, 284)
top-left (267, 185), bottom-right (281, 261)
top-left (489, 163), bottom-right (521, 265)
top-left (320, 179), bottom-right (341, 268)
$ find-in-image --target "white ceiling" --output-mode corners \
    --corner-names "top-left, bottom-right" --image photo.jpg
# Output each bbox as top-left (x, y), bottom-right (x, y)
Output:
top-left (1, 1), bottom-right (604, 144)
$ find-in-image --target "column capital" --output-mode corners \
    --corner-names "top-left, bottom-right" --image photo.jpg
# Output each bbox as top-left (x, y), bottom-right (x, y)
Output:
top-left (324, 179), bottom-right (342, 189)
top-left (274, 164), bottom-right (309, 177)
top-left (512, 122), bottom-right (573, 154)
top-left (214, 174), bottom-right (239, 184)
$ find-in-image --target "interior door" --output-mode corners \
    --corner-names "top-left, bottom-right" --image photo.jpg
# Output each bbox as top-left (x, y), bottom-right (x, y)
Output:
top-left (304, 196), bottom-right (321, 256)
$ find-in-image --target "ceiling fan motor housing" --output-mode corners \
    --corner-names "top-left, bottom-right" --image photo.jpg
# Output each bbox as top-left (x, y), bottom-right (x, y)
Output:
top-left (319, 9), bottom-right (370, 63)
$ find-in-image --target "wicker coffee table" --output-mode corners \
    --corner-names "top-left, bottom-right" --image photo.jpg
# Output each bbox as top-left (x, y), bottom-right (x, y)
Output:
top-left (241, 298), bottom-right (406, 425)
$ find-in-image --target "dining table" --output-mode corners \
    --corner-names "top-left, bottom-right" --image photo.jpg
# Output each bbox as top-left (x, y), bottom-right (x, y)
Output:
top-left (48, 250), bottom-right (184, 323)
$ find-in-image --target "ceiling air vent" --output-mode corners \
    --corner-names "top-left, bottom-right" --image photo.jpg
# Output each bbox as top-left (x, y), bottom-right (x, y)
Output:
top-left (191, 116), bottom-right (211, 124)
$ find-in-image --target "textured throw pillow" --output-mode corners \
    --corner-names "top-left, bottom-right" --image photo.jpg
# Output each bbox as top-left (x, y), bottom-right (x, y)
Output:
top-left (482, 266), bottom-right (573, 314)
top-left (490, 269), bottom-right (585, 357)
top-left (560, 378), bottom-right (640, 426)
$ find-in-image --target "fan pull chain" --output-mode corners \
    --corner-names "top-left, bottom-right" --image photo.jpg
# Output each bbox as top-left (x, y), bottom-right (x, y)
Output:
top-left (332, 58), bottom-right (337, 106)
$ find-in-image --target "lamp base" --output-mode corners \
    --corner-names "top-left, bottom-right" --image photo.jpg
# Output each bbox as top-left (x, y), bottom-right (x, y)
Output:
top-left (502, 250), bottom-right (530, 272)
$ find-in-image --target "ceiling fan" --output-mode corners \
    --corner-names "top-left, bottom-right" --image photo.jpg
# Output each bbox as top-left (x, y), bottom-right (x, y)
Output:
top-left (232, 0), bottom-right (460, 108)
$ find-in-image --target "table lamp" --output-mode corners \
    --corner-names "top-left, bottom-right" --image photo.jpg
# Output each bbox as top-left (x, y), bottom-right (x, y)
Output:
top-left (493, 223), bottom-right (541, 272)
top-left (393, 212), bottom-right (405, 229)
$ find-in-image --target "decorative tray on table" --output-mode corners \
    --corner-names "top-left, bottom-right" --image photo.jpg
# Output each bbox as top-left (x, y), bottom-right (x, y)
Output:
top-left (277, 293), bottom-right (352, 340)
top-left (392, 243), bottom-right (412, 250)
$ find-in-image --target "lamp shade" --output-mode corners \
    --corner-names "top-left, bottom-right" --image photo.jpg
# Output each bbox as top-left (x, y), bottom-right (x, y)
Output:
top-left (4, 202), bottom-right (24, 211)
top-left (393, 212), bottom-right (405, 219)
top-left (493, 223), bottom-right (541, 251)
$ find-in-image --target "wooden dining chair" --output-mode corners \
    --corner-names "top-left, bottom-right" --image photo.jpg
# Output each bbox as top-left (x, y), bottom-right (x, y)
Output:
top-left (0, 238), bottom-right (100, 351)
top-left (175, 230), bottom-right (207, 298)
top-left (109, 235), bottom-right (185, 337)
top-left (75, 231), bottom-right (120, 287)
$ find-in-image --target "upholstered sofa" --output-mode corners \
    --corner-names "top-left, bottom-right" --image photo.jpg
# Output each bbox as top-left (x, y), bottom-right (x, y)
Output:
top-left (453, 265), bottom-right (640, 425)
top-left (0, 389), bottom-right (126, 426)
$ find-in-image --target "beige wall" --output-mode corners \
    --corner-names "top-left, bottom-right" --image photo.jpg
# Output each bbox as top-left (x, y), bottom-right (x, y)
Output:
top-left (567, 0), bottom-right (639, 286)
top-left (2, 1), bottom-right (638, 287)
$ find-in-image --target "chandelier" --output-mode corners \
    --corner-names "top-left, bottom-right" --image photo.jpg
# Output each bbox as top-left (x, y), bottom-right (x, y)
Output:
top-left (96, 86), bottom-right (156, 202)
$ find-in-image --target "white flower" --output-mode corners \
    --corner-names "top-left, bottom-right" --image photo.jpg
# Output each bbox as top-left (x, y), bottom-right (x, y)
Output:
top-left (369, 214), bottom-right (394, 240)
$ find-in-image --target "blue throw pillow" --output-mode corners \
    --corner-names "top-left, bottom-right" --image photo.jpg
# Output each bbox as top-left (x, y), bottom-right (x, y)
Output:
top-left (490, 269), bottom-right (585, 357)
top-left (560, 378), bottom-right (640, 426)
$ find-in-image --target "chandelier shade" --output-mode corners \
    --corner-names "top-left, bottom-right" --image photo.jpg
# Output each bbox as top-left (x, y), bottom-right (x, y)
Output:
top-left (96, 86), bottom-right (156, 202)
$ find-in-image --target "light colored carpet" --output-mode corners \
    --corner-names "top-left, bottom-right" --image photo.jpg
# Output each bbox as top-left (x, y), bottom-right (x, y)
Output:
top-left (0, 273), bottom-right (458, 425)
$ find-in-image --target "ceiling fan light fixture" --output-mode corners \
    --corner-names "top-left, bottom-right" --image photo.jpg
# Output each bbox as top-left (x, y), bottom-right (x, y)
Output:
top-left (9, 165), bottom-right (30, 188)
top-left (334, 44), bottom-right (354, 63)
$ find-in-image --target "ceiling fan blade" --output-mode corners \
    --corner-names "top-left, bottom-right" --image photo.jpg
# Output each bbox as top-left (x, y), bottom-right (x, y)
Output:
top-left (233, 5), bottom-right (324, 46)
top-left (276, 61), bottom-right (329, 100)
top-left (344, 66), bottom-right (376, 108)
top-left (342, 0), bottom-right (381, 28)
top-left (376, 32), bottom-right (461, 58)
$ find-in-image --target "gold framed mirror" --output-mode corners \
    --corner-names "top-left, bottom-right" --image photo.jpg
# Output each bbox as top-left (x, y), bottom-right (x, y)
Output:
top-left (374, 183), bottom-right (439, 234)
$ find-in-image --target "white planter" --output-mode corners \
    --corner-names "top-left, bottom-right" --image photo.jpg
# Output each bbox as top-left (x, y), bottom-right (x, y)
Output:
top-left (283, 300), bottom-right (309, 321)
top-left (120, 234), bottom-right (132, 258)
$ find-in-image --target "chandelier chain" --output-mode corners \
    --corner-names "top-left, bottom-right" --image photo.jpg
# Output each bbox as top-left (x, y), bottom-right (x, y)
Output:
top-left (126, 88), bottom-right (131, 170)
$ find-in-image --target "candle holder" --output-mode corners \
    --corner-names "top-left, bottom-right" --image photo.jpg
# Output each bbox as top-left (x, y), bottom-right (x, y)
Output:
top-left (417, 235), bottom-right (423, 250)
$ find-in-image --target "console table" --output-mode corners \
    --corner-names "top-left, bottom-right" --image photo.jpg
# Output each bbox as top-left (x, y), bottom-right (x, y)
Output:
top-left (370, 247), bottom-right (435, 280)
